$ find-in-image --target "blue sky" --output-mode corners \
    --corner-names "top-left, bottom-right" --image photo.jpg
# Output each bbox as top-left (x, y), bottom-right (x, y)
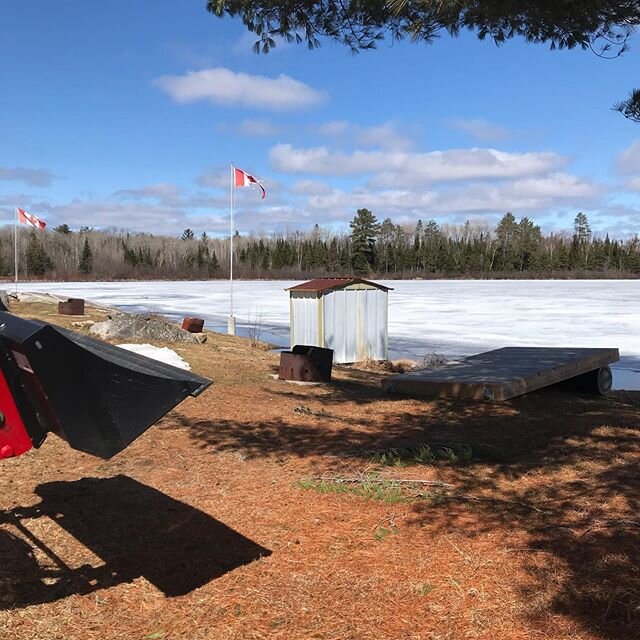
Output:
top-left (1, 0), bottom-right (639, 238)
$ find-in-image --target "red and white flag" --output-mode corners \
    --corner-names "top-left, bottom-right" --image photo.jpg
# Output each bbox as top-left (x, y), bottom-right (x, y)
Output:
top-left (17, 207), bottom-right (46, 230)
top-left (234, 167), bottom-right (266, 199)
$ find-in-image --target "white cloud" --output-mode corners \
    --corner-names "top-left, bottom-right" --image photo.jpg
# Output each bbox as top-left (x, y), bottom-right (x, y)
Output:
top-left (238, 205), bottom-right (313, 233)
top-left (617, 139), bottom-right (640, 174)
top-left (303, 173), bottom-right (601, 218)
top-left (317, 121), bottom-right (350, 137)
top-left (270, 143), bottom-right (566, 183)
top-left (196, 168), bottom-right (229, 189)
top-left (306, 189), bottom-right (436, 218)
top-left (41, 200), bottom-right (195, 234)
top-left (616, 141), bottom-right (640, 193)
top-left (448, 118), bottom-right (513, 142)
top-left (0, 193), bottom-right (34, 208)
top-left (316, 121), bottom-right (413, 150)
top-left (113, 183), bottom-right (182, 202)
top-left (584, 204), bottom-right (640, 238)
top-left (238, 118), bottom-right (281, 136)
top-left (154, 67), bottom-right (326, 111)
top-left (0, 166), bottom-right (57, 187)
top-left (0, 166), bottom-right (605, 235)
top-left (290, 180), bottom-right (333, 195)
top-left (504, 173), bottom-right (601, 200)
top-left (164, 41), bottom-right (220, 69)
top-left (30, 197), bottom-right (232, 236)
top-left (625, 176), bottom-right (640, 192)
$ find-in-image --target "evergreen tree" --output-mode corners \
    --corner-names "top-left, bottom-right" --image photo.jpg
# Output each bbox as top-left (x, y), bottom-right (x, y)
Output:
top-left (349, 208), bottom-right (379, 275)
top-left (122, 241), bottom-right (138, 266)
top-left (25, 232), bottom-right (54, 276)
top-left (572, 212), bottom-right (592, 268)
top-left (181, 228), bottom-right (195, 241)
top-left (208, 250), bottom-right (220, 275)
top-left (377, 218), bottom-right (395, 274)
top-left (79, 237), bottom-right (93, 274)
top-left (495, 212), bottom-right (519, 270)
top-left (327, 238), bottom-right (339, 273)
top-left (517, 217), bottom-right (542, 271)
top-left (573, 213), bottom-right (592, 243)
top-left (338, 240), bottom-right (351, 273)
top-left (423, 220), bottom-right (441, 272)
top-left (0, 246), bottom-right (6, 276)
top-left (53, 224), bottom-right (71, 234)
top-left (413, 219), bottom-right (424, 269)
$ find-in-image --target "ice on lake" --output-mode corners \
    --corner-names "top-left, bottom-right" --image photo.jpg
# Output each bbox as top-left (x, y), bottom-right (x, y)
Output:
top-left (17, 279), bottom-right (640, 390)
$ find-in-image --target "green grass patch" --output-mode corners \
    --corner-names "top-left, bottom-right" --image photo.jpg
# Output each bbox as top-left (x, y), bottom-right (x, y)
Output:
top-left (414, 582), bottom-right (435, 596)
top-left (298, 477), bottom-right (410, 504)
top-left (369, 443), bottom-right (473, 467)
top-left (374, 525), bottom-right (400, 541)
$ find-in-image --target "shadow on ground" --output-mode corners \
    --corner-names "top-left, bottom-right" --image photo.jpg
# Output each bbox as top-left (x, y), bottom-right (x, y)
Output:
top-left (174, 380), bottom-right (640, 639)
top-left (0, 475), bottom-right (270, 609)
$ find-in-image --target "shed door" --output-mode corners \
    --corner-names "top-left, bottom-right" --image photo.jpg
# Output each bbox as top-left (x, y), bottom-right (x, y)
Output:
top-left (323, 289), bottom-right (387, 363)
top-left (360, 288), bottom-right (387, 361)
top-left (290, 293), bottom-right (320, 347)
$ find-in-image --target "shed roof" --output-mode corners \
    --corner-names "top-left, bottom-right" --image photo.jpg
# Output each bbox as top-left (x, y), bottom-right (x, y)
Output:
top-left (286, 277), bottom-right (392, 294)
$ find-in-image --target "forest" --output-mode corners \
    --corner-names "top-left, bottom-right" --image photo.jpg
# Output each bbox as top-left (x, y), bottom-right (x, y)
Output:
top-left (0, 210), bottom-right (638, 281)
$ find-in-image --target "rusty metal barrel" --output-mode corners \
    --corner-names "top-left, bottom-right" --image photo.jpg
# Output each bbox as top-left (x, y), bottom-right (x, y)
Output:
top-left (279, 345), bottom-right (333, 383)
top-left (182, 317), bottom-right (204, 333)
top-left (58, 298), bottom-right (85, 316)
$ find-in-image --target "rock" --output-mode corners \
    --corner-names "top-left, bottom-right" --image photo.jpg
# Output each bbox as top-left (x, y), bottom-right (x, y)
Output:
top-left (89, 313), bottom-right (205, 344)
top-left (0, 290), bottom-right (10, 311)
top-left (71, 320), bottom-right (95, 328)
top-left (16, 291), bottom-right (66, 304)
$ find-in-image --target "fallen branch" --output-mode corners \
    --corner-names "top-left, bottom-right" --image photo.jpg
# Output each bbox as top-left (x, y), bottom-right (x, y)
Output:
top-left (442, 493), bottom-right (549, 514)
top-left (578, 518), bottom-right (640, 537)
top-left (293, 405), bottom-right (331, 418)
top-left (309, 475), bottom-right (454, 489)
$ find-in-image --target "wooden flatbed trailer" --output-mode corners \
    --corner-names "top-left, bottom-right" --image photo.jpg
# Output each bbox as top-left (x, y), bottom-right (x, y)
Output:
top-left (383, 347), bottom-right (619, 401)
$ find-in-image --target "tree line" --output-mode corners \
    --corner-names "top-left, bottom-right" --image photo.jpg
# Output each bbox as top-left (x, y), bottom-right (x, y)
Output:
top-left (0, 210), bottom-right (638, 281)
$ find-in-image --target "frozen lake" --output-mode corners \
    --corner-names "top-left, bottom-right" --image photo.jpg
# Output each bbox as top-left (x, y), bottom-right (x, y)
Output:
top-left (16, 279), bottom-right (640, 390)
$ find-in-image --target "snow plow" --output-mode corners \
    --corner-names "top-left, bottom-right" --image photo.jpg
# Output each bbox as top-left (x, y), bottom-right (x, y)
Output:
top-left (0, 310), bottom-right (212, 460)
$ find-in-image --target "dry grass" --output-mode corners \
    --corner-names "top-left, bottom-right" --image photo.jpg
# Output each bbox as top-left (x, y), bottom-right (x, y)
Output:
top-left (1, 298), bottom-right (639, 640)
top-left (347, 358), bottom-right (419, 374)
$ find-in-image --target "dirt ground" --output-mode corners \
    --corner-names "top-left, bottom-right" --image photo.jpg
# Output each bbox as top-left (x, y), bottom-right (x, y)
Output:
top-left (1, 300), bottom-right (639, 640)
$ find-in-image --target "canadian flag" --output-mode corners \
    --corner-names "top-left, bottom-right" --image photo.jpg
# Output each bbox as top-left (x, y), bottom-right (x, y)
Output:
top-left (17, 208), bottom-right (46, 230)
top-left (234, 167), bottom-right (266, 199)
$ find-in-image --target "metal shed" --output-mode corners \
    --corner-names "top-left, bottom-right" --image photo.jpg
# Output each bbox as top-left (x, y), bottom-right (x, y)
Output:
top-left (286, 278), bottom-right (392, 364)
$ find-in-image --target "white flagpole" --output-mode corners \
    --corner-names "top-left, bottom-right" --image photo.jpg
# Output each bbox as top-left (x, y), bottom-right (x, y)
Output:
top-left (14, 207), bottom-right (18, 294)
top-left (228, 163), bottom-right (236, 335)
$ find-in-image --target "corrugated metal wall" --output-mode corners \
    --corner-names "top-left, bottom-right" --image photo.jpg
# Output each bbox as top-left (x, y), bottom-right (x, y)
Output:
top-left (323, 288), bottom-right (388, 363)
top-left (290, 292), bottom-right (320, 347)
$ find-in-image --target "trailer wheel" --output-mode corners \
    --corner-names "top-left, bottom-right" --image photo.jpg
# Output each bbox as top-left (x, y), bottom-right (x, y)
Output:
top-left (594, 366), bottom-right (613, 396)
top-left (568, 366), bottom-right (613, 396)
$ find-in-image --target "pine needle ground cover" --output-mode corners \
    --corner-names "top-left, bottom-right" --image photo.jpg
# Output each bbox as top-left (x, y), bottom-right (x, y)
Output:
top-left (1, 299), bottom-right (639, 640)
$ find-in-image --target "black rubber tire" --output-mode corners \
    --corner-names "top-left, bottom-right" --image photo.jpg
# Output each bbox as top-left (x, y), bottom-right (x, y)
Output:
top-left (594, 366), bottom-right (613, 396)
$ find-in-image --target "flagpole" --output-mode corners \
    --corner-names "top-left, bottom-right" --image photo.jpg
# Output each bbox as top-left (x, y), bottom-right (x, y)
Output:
top-left (228, 162), bottom-right (236, 335)
top-left (14, 207), bottom-right (18, 294)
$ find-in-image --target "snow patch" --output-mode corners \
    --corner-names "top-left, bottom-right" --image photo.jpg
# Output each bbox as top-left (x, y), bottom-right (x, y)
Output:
top-left (117, 343), bottom-right (191, 370)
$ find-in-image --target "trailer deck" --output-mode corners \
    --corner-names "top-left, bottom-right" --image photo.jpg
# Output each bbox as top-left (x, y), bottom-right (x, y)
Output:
top-left (384, 347), bottom-right (619, 401)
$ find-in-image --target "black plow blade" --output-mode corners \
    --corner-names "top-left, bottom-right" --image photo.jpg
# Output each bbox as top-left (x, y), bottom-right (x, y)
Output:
top-left (0, 311), bottom-right (212, 459)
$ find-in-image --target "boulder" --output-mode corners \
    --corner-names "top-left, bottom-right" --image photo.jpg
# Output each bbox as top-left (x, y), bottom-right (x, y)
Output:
top-left (71, 320), bottom-right (95, 329)
top-left (90, 313), bottom-right (206, 344)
